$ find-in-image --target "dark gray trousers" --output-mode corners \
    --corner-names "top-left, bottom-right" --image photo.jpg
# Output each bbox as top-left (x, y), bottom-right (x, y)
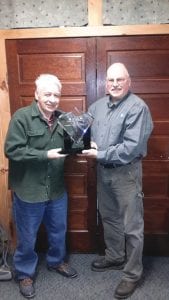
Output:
top-left (97, 161), bottom-right (143, 282)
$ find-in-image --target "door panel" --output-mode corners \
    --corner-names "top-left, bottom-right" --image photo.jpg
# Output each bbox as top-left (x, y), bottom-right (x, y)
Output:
top-left (97, 35), bottom-right (169, 255)
top-left (6, 38), bottom-right (96, 113)
top-left (5, 37), bottom-right (97, 253)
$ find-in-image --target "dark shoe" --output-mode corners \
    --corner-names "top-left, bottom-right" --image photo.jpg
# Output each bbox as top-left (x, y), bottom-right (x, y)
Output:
top-left (114, 279), bottom-right (140, 299)
top-left (19, 278), bottom-right (35, 299)
top-left (48, 262), bottom-right (78, 278)
top-left (91, 257), bottom-right (124, 272)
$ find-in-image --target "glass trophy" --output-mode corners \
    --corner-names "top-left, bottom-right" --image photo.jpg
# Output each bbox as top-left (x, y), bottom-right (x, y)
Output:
top-left (57, 108), bottom-right (94, 154)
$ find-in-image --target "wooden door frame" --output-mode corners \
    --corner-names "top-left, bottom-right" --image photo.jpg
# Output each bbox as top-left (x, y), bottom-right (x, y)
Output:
top-left (1, 23), bottom-right (169, 243)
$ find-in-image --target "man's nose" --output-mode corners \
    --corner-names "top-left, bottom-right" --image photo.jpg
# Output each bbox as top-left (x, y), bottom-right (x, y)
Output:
top-left (49, 95), bottom-right (58, 102)
top-left (112, 79), bottom-right (119, 86)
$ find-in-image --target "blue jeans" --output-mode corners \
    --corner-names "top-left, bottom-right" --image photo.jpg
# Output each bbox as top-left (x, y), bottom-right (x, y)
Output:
top-left (13, 192), bottom-right (68, 280)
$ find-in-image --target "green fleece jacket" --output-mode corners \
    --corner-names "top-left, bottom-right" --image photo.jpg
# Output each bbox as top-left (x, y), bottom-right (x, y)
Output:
top-left (4, 100), bottom-right (66, 202)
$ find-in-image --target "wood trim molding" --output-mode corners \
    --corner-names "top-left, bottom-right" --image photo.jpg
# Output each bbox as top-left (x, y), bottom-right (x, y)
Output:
top-left (0, 38), bottom-right (11, 230)
top-left (1, 24), bottom-right (169, 39)
top-left (88, 0), bottom-right (102, 26)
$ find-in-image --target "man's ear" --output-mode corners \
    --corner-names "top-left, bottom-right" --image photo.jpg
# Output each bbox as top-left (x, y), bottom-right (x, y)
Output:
top-left (35, 90), bottom-right (38, 100)
top-left (105, 79), bottom-right (109, 94)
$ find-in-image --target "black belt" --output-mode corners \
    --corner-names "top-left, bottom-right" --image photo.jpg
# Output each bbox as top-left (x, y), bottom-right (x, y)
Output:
top-left (100, 158), bottom-right (140, 169)
top-left (100, 163), bottom-right (123, 169)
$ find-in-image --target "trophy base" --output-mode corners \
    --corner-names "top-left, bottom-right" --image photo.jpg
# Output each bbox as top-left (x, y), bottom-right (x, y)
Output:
top-left (59, 148), bottom-right (83, 155)
top-left (60, 126), bottom-right (91, 155)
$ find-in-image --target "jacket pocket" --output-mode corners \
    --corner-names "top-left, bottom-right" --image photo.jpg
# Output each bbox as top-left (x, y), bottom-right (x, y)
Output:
top-left (27, 129), bottom-right (45, 137)
top-left (27, 129), bottom-right (46, 149)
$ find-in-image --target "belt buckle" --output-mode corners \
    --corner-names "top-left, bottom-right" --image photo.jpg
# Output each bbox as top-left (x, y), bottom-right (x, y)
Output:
top-left (101, 163), bottom-right (116, 169)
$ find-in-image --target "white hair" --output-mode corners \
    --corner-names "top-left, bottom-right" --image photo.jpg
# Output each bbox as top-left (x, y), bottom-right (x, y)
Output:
top-left (35, 74), bottom-right (62, 92)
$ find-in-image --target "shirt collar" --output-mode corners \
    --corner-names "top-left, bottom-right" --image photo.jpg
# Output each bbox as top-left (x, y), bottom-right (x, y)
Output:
top-left (107, 91), bottom-right (131, 109)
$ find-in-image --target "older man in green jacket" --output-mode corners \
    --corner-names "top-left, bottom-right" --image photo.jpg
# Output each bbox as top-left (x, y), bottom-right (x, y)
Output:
top-left (5, 74), bottom-right (77, 299)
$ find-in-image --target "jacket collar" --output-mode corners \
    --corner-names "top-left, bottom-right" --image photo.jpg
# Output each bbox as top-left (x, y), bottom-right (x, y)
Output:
top-left (30, 100), bottom-right (63, 119)
top-left (31, 100), bottom-right (41, 117)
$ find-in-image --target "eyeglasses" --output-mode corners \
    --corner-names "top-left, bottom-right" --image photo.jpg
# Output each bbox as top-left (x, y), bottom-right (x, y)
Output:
top-left (107, 77), bottom-right (128, 85)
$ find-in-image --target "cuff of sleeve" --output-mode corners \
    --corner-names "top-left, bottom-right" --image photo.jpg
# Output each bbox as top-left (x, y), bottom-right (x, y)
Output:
top-left (39, 151), bottom-right (48, 161)
top-left (97, 150), bottom-right (106, 161)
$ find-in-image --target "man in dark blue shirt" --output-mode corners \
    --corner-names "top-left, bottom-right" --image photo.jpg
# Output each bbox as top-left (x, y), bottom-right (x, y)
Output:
top-left (82, 63), bottom-right (153, 299)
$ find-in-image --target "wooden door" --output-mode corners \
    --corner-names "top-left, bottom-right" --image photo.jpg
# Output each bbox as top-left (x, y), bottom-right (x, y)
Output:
top-left (97, 35), bottom-right (169, 255)
top-left (5, 35), bottom-right (169, 255)
top-left (5, 37), bottom-right (97, 252)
